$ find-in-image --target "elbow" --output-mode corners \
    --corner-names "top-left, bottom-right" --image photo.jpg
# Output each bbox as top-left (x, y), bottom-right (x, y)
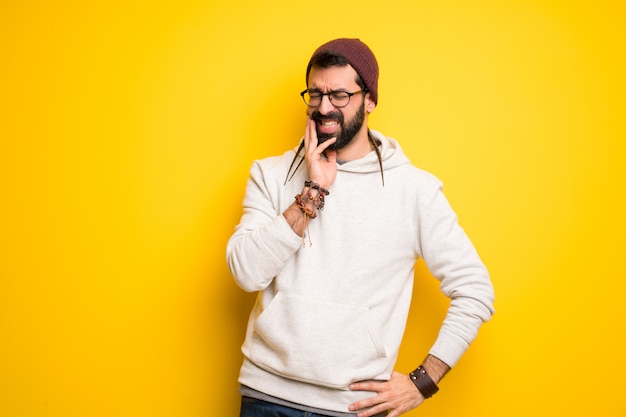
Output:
top-left (232, 272), bottom-right (269, 293)
top-left (227, 250), bottom-right (272, 293)
top-left (460, 285), bottom-right (496, 322)
top-left (444, 276), bottom-right (496, 322)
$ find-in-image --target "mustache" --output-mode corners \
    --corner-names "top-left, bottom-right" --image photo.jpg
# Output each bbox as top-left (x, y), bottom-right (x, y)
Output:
top-left (311, 110), bottom-right (344, 124)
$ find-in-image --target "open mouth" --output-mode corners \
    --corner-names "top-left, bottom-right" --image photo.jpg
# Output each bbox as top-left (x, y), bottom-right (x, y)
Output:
top-left (317, 119), bottom-right (339, 134)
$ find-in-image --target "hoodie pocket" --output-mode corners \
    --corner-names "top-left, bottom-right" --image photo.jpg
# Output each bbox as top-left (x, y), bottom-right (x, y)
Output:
top-left (249, 292), bottom-right (388, 389)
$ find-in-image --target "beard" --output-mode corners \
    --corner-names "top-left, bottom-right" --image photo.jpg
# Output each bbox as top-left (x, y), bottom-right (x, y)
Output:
top-left (311, 100), bottom-right (366, 151)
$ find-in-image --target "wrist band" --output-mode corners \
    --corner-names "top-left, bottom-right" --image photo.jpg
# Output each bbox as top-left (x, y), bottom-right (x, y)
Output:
top-left (409, 366), bottom-right (439, 399)
top-left (295, 194), bottom-right (317, 218)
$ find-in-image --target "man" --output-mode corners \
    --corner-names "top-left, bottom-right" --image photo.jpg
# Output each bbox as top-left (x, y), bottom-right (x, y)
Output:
top-left (226, 38), bottom-right (495, 417)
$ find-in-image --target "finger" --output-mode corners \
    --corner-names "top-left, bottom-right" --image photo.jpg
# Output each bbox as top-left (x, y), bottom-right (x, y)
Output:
top-left (324, 147), bottom-right (337, 164)
top-left (349, 400), bottom-right (389, 417)
top-left (304, 117), bottom-right (318, 152)
top-left (385, 409), bottom-right (402, 417)
top-left (349, 381), bottom-right (383, 393)
top-left (348, 398), bottom-right (377, 414)
top-left (316, 136), bottom-right (337, 155)
top-left (356, 406), bottom-right (389, 417)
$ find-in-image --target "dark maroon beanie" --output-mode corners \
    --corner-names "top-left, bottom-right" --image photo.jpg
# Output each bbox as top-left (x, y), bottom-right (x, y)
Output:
top-left (306, 38), bottom-right (379, 105)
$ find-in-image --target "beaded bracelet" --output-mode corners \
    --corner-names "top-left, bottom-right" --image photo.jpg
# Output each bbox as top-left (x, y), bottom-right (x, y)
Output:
top-left (304, 180), bottom-right (330, 196)
top-left (409, 366), bottom-right (440, 399)
top-left (304, 180), bottom-right (328, 210)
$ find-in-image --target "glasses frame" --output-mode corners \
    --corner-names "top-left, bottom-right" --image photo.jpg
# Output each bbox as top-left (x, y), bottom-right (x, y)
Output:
top-left (300, 88), bottom-right (366, 108)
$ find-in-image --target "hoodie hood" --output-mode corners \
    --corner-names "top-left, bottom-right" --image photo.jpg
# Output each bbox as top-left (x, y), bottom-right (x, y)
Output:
top-left (335, 129), bottom-right (411, 174)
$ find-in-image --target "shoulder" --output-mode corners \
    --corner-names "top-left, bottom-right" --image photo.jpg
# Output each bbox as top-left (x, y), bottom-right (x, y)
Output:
top-left (250, 146), bottom-right (301, 178)
top-left (404, 165), bottom-right (443, 189)
top-left (371, 130), bottom-right (443, 189)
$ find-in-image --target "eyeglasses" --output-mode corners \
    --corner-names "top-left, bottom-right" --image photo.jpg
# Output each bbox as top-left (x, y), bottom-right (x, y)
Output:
top-left (300, 89), bottom-right (365, 108)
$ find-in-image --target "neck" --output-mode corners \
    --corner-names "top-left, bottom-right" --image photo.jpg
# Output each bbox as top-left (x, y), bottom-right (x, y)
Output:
top-left (335, 127), bottom-right (373, 162)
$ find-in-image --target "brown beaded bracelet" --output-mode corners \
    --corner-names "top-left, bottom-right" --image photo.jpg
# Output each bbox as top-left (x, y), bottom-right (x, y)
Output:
top-left (409, 366), bottom-right (439, 399)
top-left (304, 180), bottom-right (330, 196)
top-left (304, 180), bottom-right (328, 210)
top-left (307, 189), bottom-right (326, 210)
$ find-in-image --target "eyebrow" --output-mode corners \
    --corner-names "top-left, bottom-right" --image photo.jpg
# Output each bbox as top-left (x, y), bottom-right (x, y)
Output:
top-left (308, 88), bottom-right (352, 93)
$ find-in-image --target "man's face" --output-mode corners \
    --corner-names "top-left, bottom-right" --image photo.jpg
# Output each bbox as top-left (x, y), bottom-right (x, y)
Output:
top-left (307, 65), bottom-right (370, 151)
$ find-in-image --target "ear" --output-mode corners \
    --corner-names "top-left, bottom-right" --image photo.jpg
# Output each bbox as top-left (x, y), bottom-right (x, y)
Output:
top-left (365, 93), bottom-right (376, 113)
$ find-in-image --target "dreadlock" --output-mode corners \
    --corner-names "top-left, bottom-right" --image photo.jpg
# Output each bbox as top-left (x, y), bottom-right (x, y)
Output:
top-left (284, 140), bottom-right (306, 185)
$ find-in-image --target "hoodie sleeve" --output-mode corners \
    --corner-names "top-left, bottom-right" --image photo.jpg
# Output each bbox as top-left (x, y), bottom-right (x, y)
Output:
top-left (226, 161), bottom-right (303, 292)
top-left (417, 179), bottom-right (495, 367)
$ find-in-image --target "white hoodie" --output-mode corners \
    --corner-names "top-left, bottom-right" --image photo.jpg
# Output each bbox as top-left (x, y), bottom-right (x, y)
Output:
top-left (226, 130), bottom-right (495, 413)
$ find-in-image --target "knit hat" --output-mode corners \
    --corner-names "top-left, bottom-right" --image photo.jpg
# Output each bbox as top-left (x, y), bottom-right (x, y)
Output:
top-left (306, 38), bottom-right (379, 104)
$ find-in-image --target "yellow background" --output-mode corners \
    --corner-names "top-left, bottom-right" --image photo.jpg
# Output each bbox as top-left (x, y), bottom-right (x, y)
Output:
top-left (1, 1), bottom-right (624, 416)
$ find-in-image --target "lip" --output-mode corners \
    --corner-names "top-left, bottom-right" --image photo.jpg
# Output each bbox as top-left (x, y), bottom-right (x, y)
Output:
top-left (317, 119), bottom-right (340, 134)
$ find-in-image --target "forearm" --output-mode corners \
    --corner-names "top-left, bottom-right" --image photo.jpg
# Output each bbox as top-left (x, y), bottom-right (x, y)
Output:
top-left (421, 354), bottom-right (450, 384)
top-left (404, 355), bottom-right (449, 404)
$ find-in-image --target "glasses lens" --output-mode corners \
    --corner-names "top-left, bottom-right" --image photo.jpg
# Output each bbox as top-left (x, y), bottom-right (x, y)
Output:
top-left (303, 91), bottom-right (321, 106)
top-left (330, 92), bottom-right (350, 107)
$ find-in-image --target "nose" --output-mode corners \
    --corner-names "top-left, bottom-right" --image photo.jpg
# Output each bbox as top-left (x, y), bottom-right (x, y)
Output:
top-left (318, 94), bottom-right (336, 115)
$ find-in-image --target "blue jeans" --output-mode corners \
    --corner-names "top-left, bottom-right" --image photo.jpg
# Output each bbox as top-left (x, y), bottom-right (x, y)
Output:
top-left (239, 397), bottom-right (387, 417)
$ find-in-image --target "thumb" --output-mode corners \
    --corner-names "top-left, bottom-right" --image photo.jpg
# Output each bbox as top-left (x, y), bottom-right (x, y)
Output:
top-left (324, 149), bottom-right (337, 165)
